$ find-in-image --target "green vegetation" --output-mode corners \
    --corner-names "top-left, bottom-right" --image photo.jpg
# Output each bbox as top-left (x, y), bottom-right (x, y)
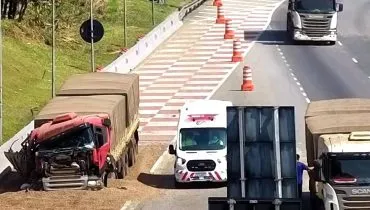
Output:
top-left (2, 0), bottom-right (191, 143)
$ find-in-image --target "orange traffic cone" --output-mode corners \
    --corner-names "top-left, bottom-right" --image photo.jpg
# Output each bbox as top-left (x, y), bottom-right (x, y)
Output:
top-left (224, 19), bottom-right (235, 39)
top-left (213, 0), bottom-right (223, 6)
top-left (216, 5), bottom-right (226, 24)
top-left (241, 66), bottom-right (254, 91)
top-left (231, 39), bottom-right (243, 62)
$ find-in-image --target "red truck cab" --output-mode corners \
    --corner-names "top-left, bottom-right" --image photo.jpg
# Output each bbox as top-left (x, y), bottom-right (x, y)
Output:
top-left (32, 112), bottom-right (112, 190)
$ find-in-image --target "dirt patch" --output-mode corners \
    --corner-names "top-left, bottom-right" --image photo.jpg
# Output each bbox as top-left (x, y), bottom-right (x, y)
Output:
top-left (0, 144), bottom-right (167, 210)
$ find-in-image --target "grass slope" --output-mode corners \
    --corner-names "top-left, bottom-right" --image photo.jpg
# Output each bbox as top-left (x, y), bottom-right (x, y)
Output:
top-left (2, 0), bottom-right (190, 143)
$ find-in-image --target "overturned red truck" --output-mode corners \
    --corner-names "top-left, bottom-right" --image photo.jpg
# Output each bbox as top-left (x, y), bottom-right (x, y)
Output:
top-left (5, 72), bottom-right (140, 190)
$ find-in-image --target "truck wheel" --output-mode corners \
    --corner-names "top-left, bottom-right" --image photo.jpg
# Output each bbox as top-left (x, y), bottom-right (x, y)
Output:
top-left (329, 41), bottom-right (336, 45)
top-left (117, 156), bottom-right (127, 179)
top-left (128, 146), bottom-right (136, 167)
top-left (134, 131), bottom-right (139, 155)
top-left (102, 171), bottom-right (109, 187)
top-left (123, 152), bottom-right (129, 175)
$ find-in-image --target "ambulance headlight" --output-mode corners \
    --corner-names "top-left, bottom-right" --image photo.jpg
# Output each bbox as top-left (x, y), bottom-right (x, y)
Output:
top-left (176, 157), bottom-right (186, 165)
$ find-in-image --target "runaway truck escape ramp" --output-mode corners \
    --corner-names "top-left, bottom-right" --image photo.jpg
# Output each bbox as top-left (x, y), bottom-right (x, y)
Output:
top-left (208, 106), bottom-right (302, 210)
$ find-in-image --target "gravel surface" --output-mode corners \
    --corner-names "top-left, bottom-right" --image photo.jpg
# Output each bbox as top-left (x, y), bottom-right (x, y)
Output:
top-left (0, 144), bottom-right (167, 210)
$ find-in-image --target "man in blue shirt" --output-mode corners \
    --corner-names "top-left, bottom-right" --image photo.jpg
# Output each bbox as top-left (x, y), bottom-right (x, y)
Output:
top-left (296, 154), bottom-right (313, 198)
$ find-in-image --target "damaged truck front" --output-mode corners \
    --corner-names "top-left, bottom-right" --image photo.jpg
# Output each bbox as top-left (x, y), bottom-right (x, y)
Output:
top-left (4, 72), bottom-right (140, 191)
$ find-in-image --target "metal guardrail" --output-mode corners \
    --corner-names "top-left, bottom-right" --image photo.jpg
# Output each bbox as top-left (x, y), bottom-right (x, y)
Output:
top-left (178, 0), bottom-right (207, 20)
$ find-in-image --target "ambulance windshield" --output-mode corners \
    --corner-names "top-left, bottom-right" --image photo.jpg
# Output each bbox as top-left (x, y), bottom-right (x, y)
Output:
top-left (179, 128), bottom-right (226, 151)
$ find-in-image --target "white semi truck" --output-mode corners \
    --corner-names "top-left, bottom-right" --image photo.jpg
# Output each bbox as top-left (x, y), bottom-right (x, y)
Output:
top-left (305, 98), bottom-right (370, 210)
top-left (286, 0), bottom-right (343, 45)
top-left (168, 100), bottom-right (232, 188)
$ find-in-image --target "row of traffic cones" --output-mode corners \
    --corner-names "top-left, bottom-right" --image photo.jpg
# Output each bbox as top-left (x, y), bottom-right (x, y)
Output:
top-left (213, 0), bottom-right (254, 91)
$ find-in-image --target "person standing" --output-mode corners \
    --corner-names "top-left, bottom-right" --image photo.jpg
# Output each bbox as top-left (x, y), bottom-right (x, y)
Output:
top-left (296, 154), bottom-right (313, 198)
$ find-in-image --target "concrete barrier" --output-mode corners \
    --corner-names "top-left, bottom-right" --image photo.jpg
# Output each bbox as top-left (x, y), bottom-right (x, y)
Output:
top-left (103, 11), bottom-right (183, 73)
top-left (0, 0), bottom-right (206, 181)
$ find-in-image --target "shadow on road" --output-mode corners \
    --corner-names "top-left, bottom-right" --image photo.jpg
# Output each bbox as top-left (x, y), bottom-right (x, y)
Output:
top-left (302, 192), bottom-right (312, 210)
top-left (243, 29), bottom-right (335, 46)
top-left (0, 171), bottom-right (24, 194)
top-left (137, 173), bottom-right (226, 190)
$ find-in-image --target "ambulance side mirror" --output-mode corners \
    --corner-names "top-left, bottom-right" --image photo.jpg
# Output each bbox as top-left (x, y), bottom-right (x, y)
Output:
top-left (168, 145), bottom-right (176, 155)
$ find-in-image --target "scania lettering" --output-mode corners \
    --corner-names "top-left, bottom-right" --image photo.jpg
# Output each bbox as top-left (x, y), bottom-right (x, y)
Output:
top-left (305, 98), bottom-right (370, 210)
top-left (168, 100), bottom-right (232, 188)
top-left (352, 189), bottom-right (370, 195)
top-left (287, 0), bottom-right (343, 44)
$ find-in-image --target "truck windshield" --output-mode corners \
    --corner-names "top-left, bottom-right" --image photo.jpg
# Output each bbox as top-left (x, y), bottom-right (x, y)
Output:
top-left (179, 128), bottom-right (226, 151)
top-left (330, 157), bottom-right (370, 185)
top-left (38, 126), bottom-right (94, 151)
top-left (294, 0), bottom-right (335, 13)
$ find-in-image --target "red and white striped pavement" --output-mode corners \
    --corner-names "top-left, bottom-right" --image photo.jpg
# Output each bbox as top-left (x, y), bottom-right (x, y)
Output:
top-left (136, 0), bottom-right (283, 145)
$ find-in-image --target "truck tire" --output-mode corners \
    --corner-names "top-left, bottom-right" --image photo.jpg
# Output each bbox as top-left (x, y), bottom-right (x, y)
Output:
top-left (134, 130), bottom-right (139, 155)
top-left (128, 146), bottom-right (136, 167)
top-left (329, 41), bottom-right (336, 45)
top-left (102, 171), bottom-right (109, 187)
top-left (117, 153), bottom-right (129, 179)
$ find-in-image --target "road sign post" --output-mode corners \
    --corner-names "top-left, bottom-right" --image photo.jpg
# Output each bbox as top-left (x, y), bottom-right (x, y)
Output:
top-left (90, 0), bottom-right (95, 72)
top-left (51, 0), bottom-right (56, 98)
top-left (80, 17), bottom-right (104, 72)
top-left (152, 0), bottom-right (155, 25)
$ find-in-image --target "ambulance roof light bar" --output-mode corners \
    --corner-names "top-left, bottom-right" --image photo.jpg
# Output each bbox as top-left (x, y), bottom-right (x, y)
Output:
top-left (187, 114), bottom-right (217, 121)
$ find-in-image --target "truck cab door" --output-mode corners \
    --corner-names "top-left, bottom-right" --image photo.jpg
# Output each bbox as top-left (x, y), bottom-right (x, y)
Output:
top-left (94, 126), bottom-right (110, 170)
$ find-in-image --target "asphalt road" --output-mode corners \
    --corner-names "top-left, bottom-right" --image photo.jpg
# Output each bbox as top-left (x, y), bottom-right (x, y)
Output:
top-left (267, 0), bottom-right (370, 101)
top-left (137, 0), bottom-right (370, 209)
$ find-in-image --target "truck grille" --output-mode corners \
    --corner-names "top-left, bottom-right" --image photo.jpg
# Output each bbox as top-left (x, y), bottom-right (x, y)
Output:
top-left (186, 160), bottom-right (216, 171)
top-left (301, 15), bottom-right (331, 37)
top-left (42, 175), bottom-right (88, 191)
top-left (43, 164), bottom-right (87, 190)
top-left (340, 196), bottom-right (370, 210)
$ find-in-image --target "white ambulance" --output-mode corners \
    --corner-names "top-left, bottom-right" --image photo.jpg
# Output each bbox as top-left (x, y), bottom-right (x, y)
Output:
top-left (168, 99), bottom-right (232, 187)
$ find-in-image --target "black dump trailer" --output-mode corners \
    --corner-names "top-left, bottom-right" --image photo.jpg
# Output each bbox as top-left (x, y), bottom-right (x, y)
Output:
top-left (208, 106), bottom-right (302, 210)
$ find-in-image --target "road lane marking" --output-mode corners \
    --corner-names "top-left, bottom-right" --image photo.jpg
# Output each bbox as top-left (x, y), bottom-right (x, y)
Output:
top-left (352, 58), bottom-right (358, 63)
top-left (275, 45), bottom-right (311, 104)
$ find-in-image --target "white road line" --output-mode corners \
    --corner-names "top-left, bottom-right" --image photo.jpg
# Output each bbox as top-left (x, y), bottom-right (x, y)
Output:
top-left (120, 201), bottom-right (132, 210)
top-left (140, 95), bottom-right (172, 100)
top-left (162, 72), bottom-right (193, 77)
top-left (352, 58), bottom-right (358, 64)
top-left (338, 41), bottom-right (343, 46)
top-left (147, 121), bottom-right (178, 126)
top-left (175, 92), bottom-right (210, 96)
top-left (139, 110), bottom-right (159, 115)
top-left (275, 45), bottom-right (311, 104)
top-left (161, 105), bottom-right (184, 110)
